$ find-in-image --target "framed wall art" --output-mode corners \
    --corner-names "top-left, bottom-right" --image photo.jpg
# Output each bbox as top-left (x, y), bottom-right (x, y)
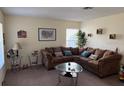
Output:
top-left (38, 28), bottom-right (56, 41)
top-left (17, 30), bottom-right (27, 38)
top-left (109, 34), bottom-right (116, 39)
top-left (96, 28), bottom-right (103, 34)
top-left (87, 33), bottom-right (92, 37)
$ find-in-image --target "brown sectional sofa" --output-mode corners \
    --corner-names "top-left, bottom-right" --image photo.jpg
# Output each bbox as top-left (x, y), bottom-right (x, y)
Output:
top-left (41, 46), bottom-right (122, 78)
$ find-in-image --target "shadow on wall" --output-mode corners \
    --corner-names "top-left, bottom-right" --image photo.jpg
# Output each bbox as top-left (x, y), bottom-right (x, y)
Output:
top-left (116, 34), bottom-right (123, 39)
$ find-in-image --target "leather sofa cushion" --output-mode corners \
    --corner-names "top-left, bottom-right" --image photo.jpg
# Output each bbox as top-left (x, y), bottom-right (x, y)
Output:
top-left (102, 50), bottom-right (114, 58)
top-left (87, 60), bottom-right (99, 71)
top-left (62, 47), bottom-right (71, 51)
top-left (52, 57), bottom-right (65, 64)
top-left (80, 56), bottom-right (92, 62)
top-left (52, 56), bottom-right (74, 63)
top-left (53, 47), bottom-right (62, 52)
top-left (45, 47), bottom-right (54, 55)
top-left (62, 56), bottom-right (74, 61)
top-left (71, 47), bottom-right (79, 55)
top-left (94, 49), bottom-right (106, 59)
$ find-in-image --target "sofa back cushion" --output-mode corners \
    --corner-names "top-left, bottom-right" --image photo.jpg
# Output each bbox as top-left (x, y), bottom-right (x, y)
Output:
top-left (102, 50), bottom-right (114, 58)
top-left (71, 47), bottom-right (79, 55)
top-left (53, 47), bottom-right (62, 52)
top-left (81, 50), bottom-right (91, 58)
top-left (45, 47), bottom-right (54, 54)
top-left (64, 50), bottom-right (72, 56)
top-left (54, 51), bottom-right (63, 57)
top-left (94, 49), bottom-right (106, 59)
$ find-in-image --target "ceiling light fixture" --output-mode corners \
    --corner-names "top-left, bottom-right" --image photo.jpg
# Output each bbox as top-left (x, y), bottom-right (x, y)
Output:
top-left (83, 7), bottom-right (93, 10)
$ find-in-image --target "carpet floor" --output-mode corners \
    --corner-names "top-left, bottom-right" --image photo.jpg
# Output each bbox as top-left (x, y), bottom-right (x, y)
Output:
top-left (3, 65), bottom-right (124, 86)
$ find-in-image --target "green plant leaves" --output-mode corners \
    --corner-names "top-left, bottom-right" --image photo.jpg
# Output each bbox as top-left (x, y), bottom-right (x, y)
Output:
top-left (76, 30), bottom-right (87, 48)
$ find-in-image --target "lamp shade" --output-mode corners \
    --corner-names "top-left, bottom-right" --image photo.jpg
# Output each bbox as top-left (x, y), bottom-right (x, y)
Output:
top-left (12, 42), bottom-right (22, 50)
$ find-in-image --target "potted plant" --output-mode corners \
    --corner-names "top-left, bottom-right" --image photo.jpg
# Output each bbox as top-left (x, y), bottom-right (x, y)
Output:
top-left (76, 30), bottom-right (87, 48)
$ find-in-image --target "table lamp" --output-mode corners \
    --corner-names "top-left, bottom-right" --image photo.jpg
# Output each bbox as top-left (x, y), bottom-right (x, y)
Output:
top-left (12, 42), bottom-right (22, 56)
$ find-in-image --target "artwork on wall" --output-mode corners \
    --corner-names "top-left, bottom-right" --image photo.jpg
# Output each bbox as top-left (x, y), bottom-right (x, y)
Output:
top-left (87, 33), bottom-right (92, 37)
top-left (38, 28), bottom-right (56, 41)
top-left (109, 34), bottom-right (116, 39)
top-left (96, 28), bottom-right (103, 34)
top-left (17, 30), bottom-right (27, 38)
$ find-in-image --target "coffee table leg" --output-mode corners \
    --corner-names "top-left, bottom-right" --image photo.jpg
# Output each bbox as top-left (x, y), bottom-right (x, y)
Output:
top-left (75, 73), bottom-right (78, 86)
top-left (57, 73), bottom-right (61, 85)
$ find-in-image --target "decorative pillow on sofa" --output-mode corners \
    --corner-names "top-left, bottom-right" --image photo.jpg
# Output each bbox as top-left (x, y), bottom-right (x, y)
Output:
top-left (64, 50), bottom-right (72, 56)
top-left (89, 54), bottom-right (98, 60)
top-left (55, 51), bottom-right (63, 57)
top-left (62, 47), bottom-right (71, 51)
top-left (94, 49), bottom-right (106, 59)
top-left (79, 48), bottom-right (86, 54)
top-left (81, 51), bottom-right (91, 58)
top-left (87, 47), bottom-right (96, 54)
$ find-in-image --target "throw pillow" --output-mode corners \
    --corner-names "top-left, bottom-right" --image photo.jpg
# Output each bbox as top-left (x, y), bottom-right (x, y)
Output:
top-left (94, 49), bottom-right (106, 59)
top-left (64, 50), bottom-right (72, 56)
top-left (62, 47), bottom-right (71, 54)
top-left (81, 51), bottom-right (91, 57)
top-left (79, 48), bottom-right (86, 54)
top-left (55, 51), bottom-right (63, 57)
top-left (87, 47), bottom-right (96, 54)
top-left (89, 54), bottom-right (98, 60)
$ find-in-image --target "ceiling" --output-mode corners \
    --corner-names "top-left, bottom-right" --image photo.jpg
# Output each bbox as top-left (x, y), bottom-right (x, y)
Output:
top-left (1, 7), bottom-right (124, 22)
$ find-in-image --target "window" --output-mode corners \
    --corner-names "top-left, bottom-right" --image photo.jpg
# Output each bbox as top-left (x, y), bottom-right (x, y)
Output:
top-left (0, 23), bottom-right (4, 69)
top-left (66, 28), bottom-right (79, 47)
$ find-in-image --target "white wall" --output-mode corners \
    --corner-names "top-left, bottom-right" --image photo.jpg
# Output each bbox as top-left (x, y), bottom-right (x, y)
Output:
top-left (0, 10), bottom-right (6, 86)
top-left (5, 16), bottom-right (81, 68)
top-left (81, 13), bottom-right (124, 64)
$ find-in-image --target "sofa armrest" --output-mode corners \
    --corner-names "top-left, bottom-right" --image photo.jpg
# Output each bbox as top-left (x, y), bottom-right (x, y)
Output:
top-left (97, 54), bottom-right (122, 77)
top-left (98, 54), bottom-right (122, 63)
top-left (41, 50), bottom-right (54, 69)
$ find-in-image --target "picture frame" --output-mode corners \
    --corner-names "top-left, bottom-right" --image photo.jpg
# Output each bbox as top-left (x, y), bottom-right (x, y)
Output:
top-left (109, 34), bottom-right (116, 39)
top-left (87, 33), bottom-right (92, 37)
top-left (96, 28), bottom-right (103, 34)
top-left (38, 28), bottom-right (56, 41)
top-left (17, 30), bottom-right (27, 38)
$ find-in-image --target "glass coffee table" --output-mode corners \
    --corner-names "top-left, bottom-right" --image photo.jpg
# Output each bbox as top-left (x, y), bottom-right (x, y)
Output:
top-left (55, 62), bottom-right (83, 85)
